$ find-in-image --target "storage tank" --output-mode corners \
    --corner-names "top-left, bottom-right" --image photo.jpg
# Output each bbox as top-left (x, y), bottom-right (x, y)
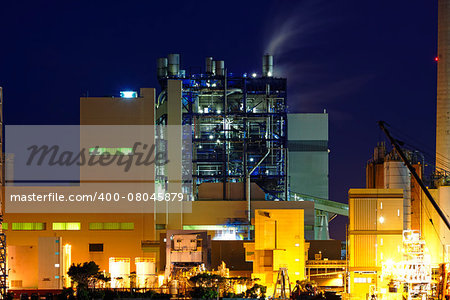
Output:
top-left (167, 54), bottom-right (180, 77)
top-left (262, 54), bottom-right (273, 77)
top-left (109, 257), bottom-right (131, 288)
top-left (135, 257), bottom-right (156, 288)
top-left (384, 161), bottom-right (411, 230)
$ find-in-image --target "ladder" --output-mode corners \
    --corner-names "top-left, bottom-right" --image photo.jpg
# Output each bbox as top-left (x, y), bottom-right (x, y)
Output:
top-left (273, 267), bottom-right (291, 299)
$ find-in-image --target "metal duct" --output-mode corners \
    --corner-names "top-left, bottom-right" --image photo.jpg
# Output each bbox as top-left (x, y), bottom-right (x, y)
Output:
top-left (167, 54), bottom-right (180, 77)
top-left (215, 60), bottom-right (225, 76)
top-left (205, 57), bottom-right (215, 75)
top-left (157, 57), bottom-right (168, 79)
top-left (262, 54), bottom-right (273, 77)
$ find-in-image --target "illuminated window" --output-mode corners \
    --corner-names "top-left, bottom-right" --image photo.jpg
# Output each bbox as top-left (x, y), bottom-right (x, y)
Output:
top-left (52, 223), bottom-right (81, 230)
top-left (12, 223), bottom-right (46, 230)
top-left (2, 223), bottom-right (7, 230)
top-left (89, 148), bottom-right (133, 156)
top-left (89, 222), bottom-right (134, 230)
top-left (89, 223), bottom-right (103, 230)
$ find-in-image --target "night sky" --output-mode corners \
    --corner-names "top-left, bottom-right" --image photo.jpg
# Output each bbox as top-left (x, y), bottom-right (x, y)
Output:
top-left (0, 1), bottom-right (439, 240)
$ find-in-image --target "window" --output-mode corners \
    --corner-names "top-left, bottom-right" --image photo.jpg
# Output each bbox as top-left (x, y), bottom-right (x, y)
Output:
top-left (2, 223), bottom-right (7, 230)
top-left (89, 243), bottom-right (104, 252)
top-left (89, 148), bottom-right (133, 155)
top-left (89, 222), bottom-right (134, 230)
top-left (52, 223), bottom-right (81, 230)
top-left (12, 223), bottom-right (46, 230)
top-left (156, 224), bottom-right (166, 230)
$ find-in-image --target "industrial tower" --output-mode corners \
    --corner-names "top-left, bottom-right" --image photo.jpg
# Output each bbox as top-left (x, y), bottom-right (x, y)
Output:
top-left (437, 0), bottom-right (450, 174)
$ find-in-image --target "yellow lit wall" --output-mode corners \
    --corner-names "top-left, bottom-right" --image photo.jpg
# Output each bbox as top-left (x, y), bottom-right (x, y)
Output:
top-left (348, 188), bottom-right (403, 298)
top-left (249, 209), bottom-right (305, 293)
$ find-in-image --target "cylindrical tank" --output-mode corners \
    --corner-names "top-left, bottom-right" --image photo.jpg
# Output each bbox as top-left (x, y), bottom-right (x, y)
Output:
top-left (167, 54), bottom-right (180, 76)
top-left (384, 161), bottom-right (411, 230)
top-left (262, 54), bottom-right (273, 77)
top-left (135, 257), bottom-right (156, 288)
top-left (205, 57), bottom-right (215, 75)
top-left (215, 60), bottom-right (225, 76)
top-left (109, 257), bottom-right (131, 288)
top-left (157, 58), bottom-right (168, 79)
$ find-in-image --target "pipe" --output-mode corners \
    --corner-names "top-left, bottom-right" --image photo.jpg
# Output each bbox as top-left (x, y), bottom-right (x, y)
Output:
top-left (247, 149), bottom-right (271, 224)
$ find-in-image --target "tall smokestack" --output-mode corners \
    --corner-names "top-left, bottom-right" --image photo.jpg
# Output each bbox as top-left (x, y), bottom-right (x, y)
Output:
top-left (436, 0), bottom-right (450, 172)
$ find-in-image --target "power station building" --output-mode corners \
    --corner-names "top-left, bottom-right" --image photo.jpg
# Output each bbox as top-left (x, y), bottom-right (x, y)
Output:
top-left (2, 54), bottom-right (344, 290)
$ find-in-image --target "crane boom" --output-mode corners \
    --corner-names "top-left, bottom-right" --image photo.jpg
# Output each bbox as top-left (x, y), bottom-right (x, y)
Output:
top-left (378, 121), bottom-right (450, 231)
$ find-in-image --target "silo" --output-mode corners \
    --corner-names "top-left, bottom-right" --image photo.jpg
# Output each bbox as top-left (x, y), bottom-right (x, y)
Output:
top-left (384, 161), bottom-right (411, 230)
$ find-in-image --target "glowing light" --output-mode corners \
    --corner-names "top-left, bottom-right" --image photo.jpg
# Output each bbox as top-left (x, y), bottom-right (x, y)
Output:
top-left (435, 56), bottom-right (440, 62)
top-left (295, 243), bottom-right (300, 247)
top-left (120, 91), bottom-right (137, 98)
top-left (250, 158), bottom-right (254, 162)
top-left (267, 71), bottom-right (272, 77)
top-left (252, 73), bottom-right (257, 78)
top-left (209, 135), bottom-right (214, 140)
top-left (217, 110), bottom-right (221, 114)
top-left (379, 216), bottom-right (385, 223)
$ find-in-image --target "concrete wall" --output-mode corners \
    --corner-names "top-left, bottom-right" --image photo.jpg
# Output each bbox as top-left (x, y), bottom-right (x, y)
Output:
top-left (288, 113), bottom-right (328, 199)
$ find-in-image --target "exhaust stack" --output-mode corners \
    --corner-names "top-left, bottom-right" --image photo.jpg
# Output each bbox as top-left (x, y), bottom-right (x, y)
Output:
top-left (167, 54), bottom-right (180, 77)
top-left (215, 60), bottom-right (225, 76)
top-left (205, 57), bottom-right (215, 75)
top-left (262, 54), bottom-right (273, 77)
top-left (157, 58), bottom-right (168, 79)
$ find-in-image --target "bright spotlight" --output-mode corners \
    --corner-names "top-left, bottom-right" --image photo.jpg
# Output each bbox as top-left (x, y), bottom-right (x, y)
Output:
top-left (120, 91), bottom-right (138, 98)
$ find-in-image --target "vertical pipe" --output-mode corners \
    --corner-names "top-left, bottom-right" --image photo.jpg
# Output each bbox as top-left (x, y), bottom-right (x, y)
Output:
top-left (262, 54), bottom-right (274, 77)
top-left (205, 57), bottom-right (215, 75)
top-left (157, 58), bottom-right (168, 79)
top-left (167, 54), bottom-right (180, 77)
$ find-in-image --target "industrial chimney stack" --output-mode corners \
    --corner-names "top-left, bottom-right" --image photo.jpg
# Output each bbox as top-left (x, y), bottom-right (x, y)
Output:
top-left (436, 0), bottom-right (450, 172)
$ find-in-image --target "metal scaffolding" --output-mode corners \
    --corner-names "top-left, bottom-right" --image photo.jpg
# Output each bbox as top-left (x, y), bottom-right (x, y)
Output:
top-left (156, 55), bottom-right (288, 203)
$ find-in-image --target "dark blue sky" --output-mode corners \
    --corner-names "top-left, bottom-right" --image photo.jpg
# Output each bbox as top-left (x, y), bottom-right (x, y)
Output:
top-left (0, 1), bottom-right (438, 240)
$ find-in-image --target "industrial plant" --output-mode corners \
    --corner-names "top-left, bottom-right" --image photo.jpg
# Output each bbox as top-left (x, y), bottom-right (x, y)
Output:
top-left (0, 52), bottom-right (349, 299)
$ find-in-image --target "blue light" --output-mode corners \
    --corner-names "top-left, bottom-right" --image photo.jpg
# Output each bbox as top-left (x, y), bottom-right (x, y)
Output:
top-left (120, 91), bottom-right (138, 98)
